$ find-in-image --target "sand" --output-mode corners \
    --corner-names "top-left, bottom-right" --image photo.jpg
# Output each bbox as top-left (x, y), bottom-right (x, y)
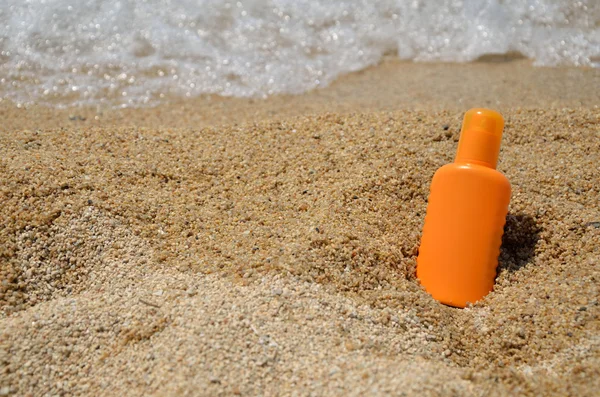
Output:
top-left (0, 60), bottom-right (599, 396)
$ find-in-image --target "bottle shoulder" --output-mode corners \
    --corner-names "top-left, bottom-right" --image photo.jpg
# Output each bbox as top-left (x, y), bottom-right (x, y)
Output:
top-left (433, 163), bottom-right (511, 190)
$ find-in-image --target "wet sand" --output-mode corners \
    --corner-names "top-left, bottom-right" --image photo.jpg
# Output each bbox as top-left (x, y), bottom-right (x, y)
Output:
top-left (1, 60), bottom-right (599, 396)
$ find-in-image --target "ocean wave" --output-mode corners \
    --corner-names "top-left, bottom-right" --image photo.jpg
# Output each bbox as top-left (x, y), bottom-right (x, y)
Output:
top-left (1, 0), bottom-right (598, 107)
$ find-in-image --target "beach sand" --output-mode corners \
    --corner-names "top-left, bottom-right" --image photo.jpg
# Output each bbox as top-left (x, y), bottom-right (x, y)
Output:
top-left (1, 60), bottom-right (599, 396)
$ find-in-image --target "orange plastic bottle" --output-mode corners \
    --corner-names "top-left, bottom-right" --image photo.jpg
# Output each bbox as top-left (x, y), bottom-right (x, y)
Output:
top-left (416, 108), bottom-right (511, 308)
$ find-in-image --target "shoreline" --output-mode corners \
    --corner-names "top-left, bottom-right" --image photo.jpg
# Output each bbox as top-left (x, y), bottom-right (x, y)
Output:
top-left (2, 59), bottom-right (598, 132)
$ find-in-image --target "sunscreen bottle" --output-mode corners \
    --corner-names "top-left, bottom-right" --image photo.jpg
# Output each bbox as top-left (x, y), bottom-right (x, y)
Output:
top-left (416, 108), bottom-right (511, 308)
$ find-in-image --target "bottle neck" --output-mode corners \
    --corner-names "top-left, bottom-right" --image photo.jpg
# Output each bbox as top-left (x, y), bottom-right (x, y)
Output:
top-left (454, 158), bottom-right (496, 168)
top-left (455, 127), bottom-right (501, 169)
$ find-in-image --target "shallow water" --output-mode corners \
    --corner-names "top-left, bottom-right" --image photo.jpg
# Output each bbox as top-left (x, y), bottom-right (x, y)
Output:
top-left (1, 0), bottom-right (598, 107)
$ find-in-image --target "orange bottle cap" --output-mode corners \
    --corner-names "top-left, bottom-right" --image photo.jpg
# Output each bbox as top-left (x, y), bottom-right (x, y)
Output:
top-left (455, 108), bottom-right (504, 169)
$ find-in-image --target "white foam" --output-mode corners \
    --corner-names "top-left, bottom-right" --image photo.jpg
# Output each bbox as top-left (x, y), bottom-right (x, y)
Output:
top-left (1, 0), bottom-right (598, 107)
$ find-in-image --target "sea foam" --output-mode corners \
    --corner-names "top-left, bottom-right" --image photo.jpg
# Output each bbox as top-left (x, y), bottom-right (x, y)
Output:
top-left (1, 0), bottom-right (598, 107)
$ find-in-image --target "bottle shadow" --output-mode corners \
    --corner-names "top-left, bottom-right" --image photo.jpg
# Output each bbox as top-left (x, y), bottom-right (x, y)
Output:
top-left (498, 213), bottom-right (541, 273)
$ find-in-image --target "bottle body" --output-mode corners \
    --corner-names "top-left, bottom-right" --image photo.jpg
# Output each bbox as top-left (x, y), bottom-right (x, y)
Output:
top-left (416, 162), bottom-right (511, 308)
